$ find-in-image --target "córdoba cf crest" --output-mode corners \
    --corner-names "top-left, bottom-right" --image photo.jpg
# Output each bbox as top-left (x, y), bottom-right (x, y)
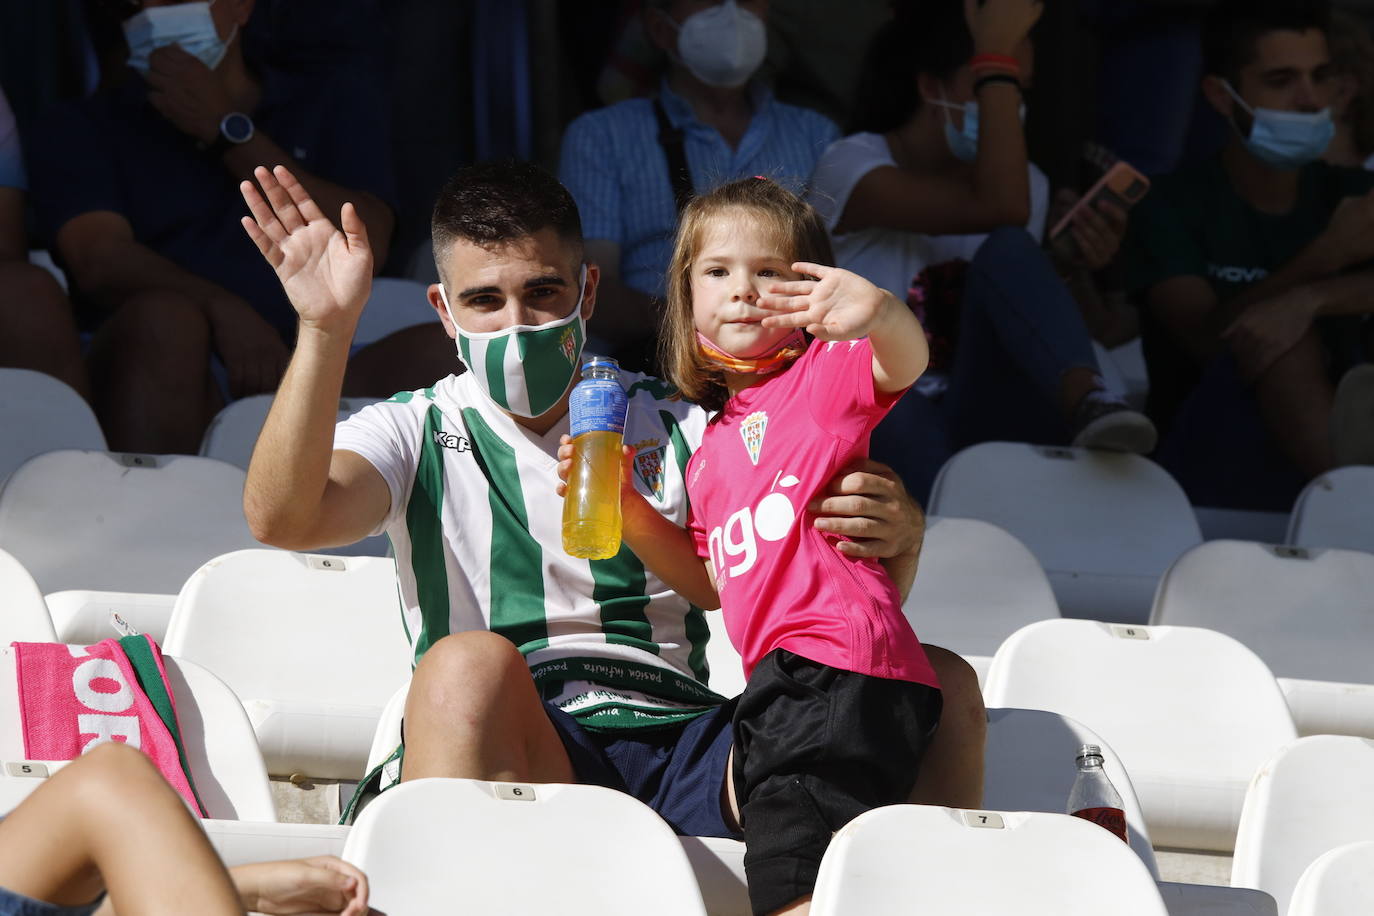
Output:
top-left (740, 411), bottom-right (768, 466)
top-left (633, 440), bottom-right (666, 501)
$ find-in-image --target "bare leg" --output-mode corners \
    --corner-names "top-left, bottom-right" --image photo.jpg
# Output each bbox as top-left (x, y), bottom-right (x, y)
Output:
top-left (0, 261), bottom-right (89, 398)
top-left (86, 289), bottom-right (218, 454)
top-left (0, 742), bottom-right (242, 915)
top-left (910, 645), bottom-right (986, 808)
top-left (1248, 330), bottom-right (1336, 478)
top-left (401, 631), bottom-right (575, 784)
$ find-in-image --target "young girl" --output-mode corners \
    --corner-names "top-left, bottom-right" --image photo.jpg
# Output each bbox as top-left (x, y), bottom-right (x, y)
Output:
top-left (562, 178), bottom-right (942, 916)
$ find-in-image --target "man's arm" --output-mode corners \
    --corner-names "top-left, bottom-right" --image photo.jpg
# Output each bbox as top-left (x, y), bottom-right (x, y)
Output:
top-left (222, 136), bottom-right (394, 269)
top-left (811, 459), bottom-right (925, 600)
top-left (1209, 188), bottom-right (1374, 333)
top-left (1223, 267), bottom-right (1374, 379)
top-left (239, 165), bottom-right (391, 549)
top-left (145, 46), bottom-right (395, 266)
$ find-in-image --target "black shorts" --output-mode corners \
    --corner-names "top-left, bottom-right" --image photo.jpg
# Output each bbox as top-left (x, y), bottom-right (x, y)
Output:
top-left (732, 649), bottom-right (942, 916)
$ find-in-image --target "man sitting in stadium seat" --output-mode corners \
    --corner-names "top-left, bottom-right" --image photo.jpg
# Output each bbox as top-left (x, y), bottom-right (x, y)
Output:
top-left (24, 0), bottom-right (396, 454)
top-left (0, 86), bottom-right (88, 399)
top-left (1125, 0), bottom-right (1374, 510)
top-left (0, 742), bottom-right (368, 916)
top-left (557, 0), bottom-right (840, 371)
top-left (237, 160), bottom-right (987, 857)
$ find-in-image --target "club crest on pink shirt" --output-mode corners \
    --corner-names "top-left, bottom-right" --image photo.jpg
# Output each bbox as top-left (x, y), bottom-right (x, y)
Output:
top-left (632, 439), bottom-right (666, 501)
top-left (740, 411), bottom-right (768, 466)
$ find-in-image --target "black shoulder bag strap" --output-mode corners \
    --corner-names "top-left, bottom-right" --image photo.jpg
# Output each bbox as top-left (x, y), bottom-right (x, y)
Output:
top-left (652, 98), bottom-right (693, 214)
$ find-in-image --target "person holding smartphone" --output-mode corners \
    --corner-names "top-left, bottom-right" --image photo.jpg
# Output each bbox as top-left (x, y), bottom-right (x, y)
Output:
top-left (806, 0), bottom-right (1155, 500)
top-left (1126, 0), bottom-right (1374, 511)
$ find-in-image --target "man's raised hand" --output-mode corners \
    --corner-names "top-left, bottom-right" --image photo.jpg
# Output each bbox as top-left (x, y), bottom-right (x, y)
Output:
top-left (239, 165), bottom-right (373, 332)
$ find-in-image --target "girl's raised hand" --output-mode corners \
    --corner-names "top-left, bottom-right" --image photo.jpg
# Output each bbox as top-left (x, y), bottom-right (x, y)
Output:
top-left (758, 262), bottom-right (894, 342)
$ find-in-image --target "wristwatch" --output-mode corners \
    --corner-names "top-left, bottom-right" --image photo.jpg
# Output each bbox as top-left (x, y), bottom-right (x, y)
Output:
top-left (205, 112), bottom-right (254, 157)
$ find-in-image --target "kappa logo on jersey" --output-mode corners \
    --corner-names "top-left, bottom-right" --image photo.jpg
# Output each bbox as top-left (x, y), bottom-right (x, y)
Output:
top-left (740, 411), bottom-right (768, 466)
top-left (559, 326), bottom-right (578, 364)
top-left (433, 430), bottom-right (471, 452)
top-left (632, 439), bottom-right (667, 501)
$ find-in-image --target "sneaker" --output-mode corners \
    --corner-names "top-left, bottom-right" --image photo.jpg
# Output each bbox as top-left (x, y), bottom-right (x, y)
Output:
top-left (1331, 363), bottom-right (1374, 466)
top-left (1070, 393), bottom-right (1158, 454)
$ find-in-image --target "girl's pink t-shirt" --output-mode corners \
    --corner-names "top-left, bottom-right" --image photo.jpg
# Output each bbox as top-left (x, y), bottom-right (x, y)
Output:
top-left (687, 339), bottom-right (939, 687)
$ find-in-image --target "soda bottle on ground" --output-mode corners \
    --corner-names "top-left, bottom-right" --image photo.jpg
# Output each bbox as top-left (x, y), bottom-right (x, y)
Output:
top-left (1067, 743), bottom-right (1129, 843)
top-left (563, 357), bottom-right (628, 559)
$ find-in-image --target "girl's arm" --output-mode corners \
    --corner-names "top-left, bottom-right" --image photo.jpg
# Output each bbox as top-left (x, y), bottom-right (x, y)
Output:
top-left (557, 438), bottom-right (720, 610)
top-left (760, 263), bottom-right (929, 393)
top-left (836, 91), bottom-right (1029, 238)
top-left (621, 485), bottom-right (721, 610)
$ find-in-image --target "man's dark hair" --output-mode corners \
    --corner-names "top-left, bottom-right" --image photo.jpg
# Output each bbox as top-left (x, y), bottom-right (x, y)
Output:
top-left (849, 0), bottom-right (976, 134)
top-left (430, 160), bottom-right (584, 278)
top-left (1202, 0), bottom-right (1331, 83)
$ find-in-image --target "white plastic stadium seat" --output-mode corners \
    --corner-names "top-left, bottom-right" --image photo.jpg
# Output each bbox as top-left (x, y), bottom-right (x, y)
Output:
top-left (903, 516), bottom-right (1060, 681)
top-left (0, 451), bottom-right (262, 595)
top-left (200, 394), bottom-right (381, 471)
top-left (1231, 736), bottom-right (1374, 916)
top-left (200, 395), bottom-right (388, 557)
top-left (984, 620), bottom-right (1297, 852)
top-left (204, 820), bottom-right (349, 868)
top-left (1157, 883), bottom-right (1277, 916)
top-left (0, 369), bottom-right (106, 483)
top-left (164, 550), bottom-right (413, 779)
top-left (351, 277), bottom-right (438, 348)
top-left (927, 443), bottom-right (1201, 623)
top-left (1287, 466), bottom-right (1374, 553)
top-left (1286, 840), bottom-right (1374, 916)
top-left (810, 805), bottom-right (1168, 916)
top-left (45, 591), bottom-right (177, 646)
top-left (342, 778), bottom-right (708, 915)
top-left (1150, 541), bottom-right (1374, 737)
top-left (0, 647), bottom-right (275, 820)
top-left (983, 707), bottom-right (1157, 876)
top-left (0, 548), bottom-right (56, 642)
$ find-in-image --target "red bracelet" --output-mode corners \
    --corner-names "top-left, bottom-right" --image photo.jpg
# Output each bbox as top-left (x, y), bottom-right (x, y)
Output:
top-left (971, 62), bottom-right (1021, 80)
top-left (970, 53), bottom-right (1021, 70)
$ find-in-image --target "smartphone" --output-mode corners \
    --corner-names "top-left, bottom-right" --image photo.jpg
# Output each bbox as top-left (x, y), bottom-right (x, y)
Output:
top-left (1050, 161), bottom-right (1151, 259)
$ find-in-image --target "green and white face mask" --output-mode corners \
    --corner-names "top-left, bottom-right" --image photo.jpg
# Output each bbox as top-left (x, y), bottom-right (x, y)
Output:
top-left (439, 265), bottom-right (588, 418)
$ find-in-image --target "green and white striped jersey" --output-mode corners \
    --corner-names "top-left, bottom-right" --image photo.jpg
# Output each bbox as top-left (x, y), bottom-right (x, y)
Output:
top-left (333, 364), bottom-right (720, 731)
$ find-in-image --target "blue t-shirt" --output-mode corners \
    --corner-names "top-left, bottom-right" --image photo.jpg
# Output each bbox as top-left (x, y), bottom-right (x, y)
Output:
top-left (558, 79), bottom-right (838, 299)
top-left (25, 65), bottom-right (396, 337)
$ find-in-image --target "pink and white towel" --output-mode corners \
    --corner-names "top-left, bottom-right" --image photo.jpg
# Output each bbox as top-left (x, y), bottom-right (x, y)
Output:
top-left (11, 636), bottom-right (206, 814)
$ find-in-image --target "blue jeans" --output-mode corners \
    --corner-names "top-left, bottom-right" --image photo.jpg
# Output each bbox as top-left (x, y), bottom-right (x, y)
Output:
top-left (872, 227), bottom-right (1101, 501)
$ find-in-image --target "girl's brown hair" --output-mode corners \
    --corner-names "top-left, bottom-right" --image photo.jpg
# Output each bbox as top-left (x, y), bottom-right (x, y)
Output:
top-left (659, 177), bottom-right (836, 412)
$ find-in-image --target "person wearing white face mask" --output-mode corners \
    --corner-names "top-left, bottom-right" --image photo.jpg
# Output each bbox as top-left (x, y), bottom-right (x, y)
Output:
top-left (1125, 0), bottom-right (1374, 511)
top-left (807, 0), bottom-right (1156, 502)
top-left (22, 0), bottom-right (397, 455)
top-left (558, 0), bottom-right (840, 372)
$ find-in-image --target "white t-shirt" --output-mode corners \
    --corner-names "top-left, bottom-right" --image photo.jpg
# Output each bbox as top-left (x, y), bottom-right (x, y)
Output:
top-left (333, 366), bottom-right (719, 732)
top-left (807, 131), bottom-right (1050, 299)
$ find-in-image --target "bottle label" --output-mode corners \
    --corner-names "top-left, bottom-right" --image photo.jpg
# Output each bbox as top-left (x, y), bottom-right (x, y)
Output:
top-left (569, 378), bottom-right (627, 437)
top-left (1071, 806), bottom-right (1128, 843)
